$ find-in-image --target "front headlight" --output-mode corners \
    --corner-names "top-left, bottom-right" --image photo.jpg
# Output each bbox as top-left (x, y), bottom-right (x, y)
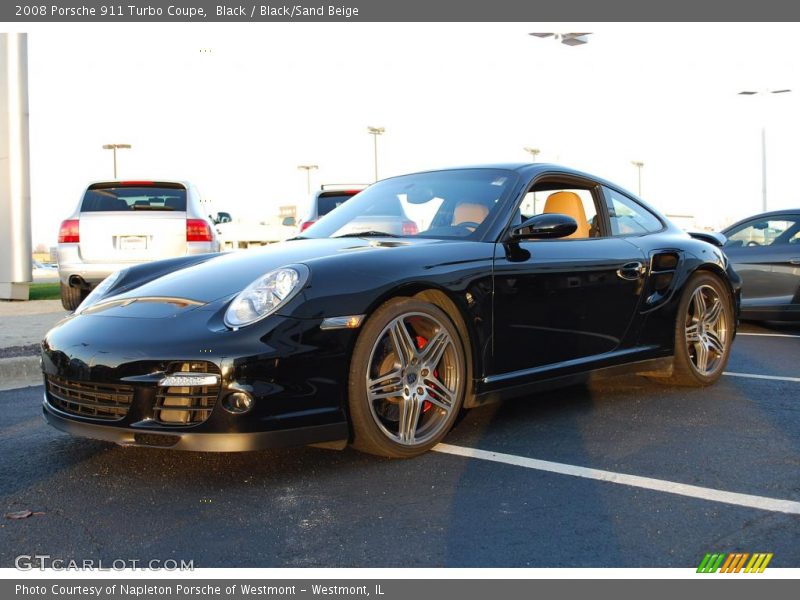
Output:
top-left (224, 265), bottom-right (309, 328)
top-left (75, 269), bottom-right (126, 314)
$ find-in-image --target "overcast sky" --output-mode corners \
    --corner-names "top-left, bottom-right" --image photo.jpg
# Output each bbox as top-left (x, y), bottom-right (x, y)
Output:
top-left (13, 22), bottom-right (800, 245)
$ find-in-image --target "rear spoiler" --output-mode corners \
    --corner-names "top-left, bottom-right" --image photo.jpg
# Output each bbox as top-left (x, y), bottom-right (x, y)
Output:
top-left (320, 183), bottom-right (368, 190)
top-left (688, 231), bottom-right (726, 247)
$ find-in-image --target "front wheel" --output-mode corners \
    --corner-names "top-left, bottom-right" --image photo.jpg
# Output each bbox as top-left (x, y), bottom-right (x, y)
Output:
top-left (666, 271), bottom-right (734, 386)
top-left (348, 297), bottom-right (466, 457)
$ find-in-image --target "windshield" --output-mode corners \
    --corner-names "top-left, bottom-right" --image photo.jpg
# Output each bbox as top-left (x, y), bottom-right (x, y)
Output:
top-left (302, 169), bottom-right (517, 240)
top-left (81, 183), bottom-right (187, 212)
top-left (317, 192), bottom-right (357, 216)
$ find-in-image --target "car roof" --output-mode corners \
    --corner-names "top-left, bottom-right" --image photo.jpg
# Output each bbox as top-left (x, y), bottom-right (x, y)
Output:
top-left (722, 208), bottom-right (800, 232)
top-left (381, 162), bottom-right (621, 180)
top-left (378, 163), bottom-right (643, 195)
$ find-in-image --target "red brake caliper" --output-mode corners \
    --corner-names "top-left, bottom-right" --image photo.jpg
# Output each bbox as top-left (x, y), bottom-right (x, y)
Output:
top-left (415, 336), bottom-right (434, 413)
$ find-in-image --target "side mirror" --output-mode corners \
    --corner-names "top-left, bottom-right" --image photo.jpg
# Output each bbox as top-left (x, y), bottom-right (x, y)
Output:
top-left (510, 213), bottom-right (577, 240)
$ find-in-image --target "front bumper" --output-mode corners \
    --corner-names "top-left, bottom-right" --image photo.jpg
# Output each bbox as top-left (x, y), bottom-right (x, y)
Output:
top-left (40, 302), bottom-right (357, 451)
top-left (43, 399), bottom-right (347, 451)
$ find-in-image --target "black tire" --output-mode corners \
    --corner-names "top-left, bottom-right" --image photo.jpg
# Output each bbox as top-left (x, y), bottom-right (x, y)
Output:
top-left (60, 282), bottom-right (85, 311)
top-left (663, 271), bottom-right (734, 386)
top-left (348, 297), bottom-right (467, 458)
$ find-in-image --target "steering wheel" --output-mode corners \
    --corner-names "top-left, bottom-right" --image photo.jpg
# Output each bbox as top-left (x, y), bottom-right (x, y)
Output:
top-left (454, 221), bottom-right (481, 232)
top-left (746, 240), bottom-right (762, 247)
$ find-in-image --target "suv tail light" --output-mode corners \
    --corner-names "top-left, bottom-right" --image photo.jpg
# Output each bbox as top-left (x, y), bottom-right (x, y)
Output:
top-left (300, 220), bottom-right (315, 232)
top-left (402, 220), bottom-right (419, 236)
top-left (58, 219), bottom-right (80, 243)
top-left (186, 219), bottom-right (213, 242)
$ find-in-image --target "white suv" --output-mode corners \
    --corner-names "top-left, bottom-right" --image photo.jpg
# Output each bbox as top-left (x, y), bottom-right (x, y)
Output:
top-left (57, 180), bottom-right (219, 309)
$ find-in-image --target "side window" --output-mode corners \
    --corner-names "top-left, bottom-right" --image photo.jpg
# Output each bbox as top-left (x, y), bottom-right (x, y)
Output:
top-left (518, 187), bottom-right (600, 239)
top-left (604, 188), bottom-right (662, 235)
top-left (724, 218), bottom-right (799, 248)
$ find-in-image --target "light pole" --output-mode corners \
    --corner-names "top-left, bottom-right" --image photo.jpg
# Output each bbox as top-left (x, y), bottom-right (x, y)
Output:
top-left (102, 143), bottom-right (131, 179)
top-left (297, 164), bottom-right (318, 194)
top-left (367, 126), bottom-right (385, 181)
top-left (631, 161), bottom-right (644, 196)
top-left (738, 89), bottom-right (792, 213)
top-left (523, 146), bottom-right (540, 162)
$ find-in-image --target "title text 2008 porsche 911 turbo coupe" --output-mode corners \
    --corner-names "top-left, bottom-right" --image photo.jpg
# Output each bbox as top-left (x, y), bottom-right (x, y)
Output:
top-left (41, 164), bottom-right (741, 457)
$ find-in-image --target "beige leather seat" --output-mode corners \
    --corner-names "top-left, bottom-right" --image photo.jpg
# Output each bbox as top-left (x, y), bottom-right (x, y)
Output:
top-left (453, 203), bottom-right (490, 228)
top-left (543, 191), bottom-right (591, 239)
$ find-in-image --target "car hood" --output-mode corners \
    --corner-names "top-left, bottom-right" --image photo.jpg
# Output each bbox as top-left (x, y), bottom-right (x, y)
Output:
top-left (107, 237), bottom-right (448, 305)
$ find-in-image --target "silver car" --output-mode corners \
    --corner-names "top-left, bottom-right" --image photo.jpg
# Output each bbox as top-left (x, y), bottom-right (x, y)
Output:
top-left (57, 180), bottom-right (219, 309)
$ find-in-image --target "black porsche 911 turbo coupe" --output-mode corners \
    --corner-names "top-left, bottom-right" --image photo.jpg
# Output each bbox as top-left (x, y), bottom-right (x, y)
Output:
top-left (41, 164), bottom-right (741, 457)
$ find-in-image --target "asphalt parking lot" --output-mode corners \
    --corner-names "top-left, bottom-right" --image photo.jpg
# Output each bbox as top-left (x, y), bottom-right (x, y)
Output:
top-left (1, 320), bottom-right (798, 568)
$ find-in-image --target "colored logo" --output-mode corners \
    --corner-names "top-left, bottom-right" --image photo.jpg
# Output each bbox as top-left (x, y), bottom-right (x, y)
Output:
top-left (697, 553), bottom-right (773, 573)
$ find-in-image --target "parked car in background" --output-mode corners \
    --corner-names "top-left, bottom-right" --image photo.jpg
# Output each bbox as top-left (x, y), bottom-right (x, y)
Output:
top-left (56, 180), bottom-right (219, 310)
top-left (214, 214), bottom-right (297, 250)
top-left (32, 260), bottom-right (58, 281)
top-left (297, 185), bottom-right (367, 233)
top-left (42, 164), bottom-right (739, 457)
top-left (722, 209), bottom-right (800, 321)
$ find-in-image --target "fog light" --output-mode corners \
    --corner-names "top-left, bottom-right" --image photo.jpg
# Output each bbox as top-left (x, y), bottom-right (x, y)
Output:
top-left (222, 392), bottom-right (254, 414)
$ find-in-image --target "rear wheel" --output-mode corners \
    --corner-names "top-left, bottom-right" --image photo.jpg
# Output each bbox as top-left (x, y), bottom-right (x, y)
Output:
top-left (665, 271), bottom-right (734, 386)
top-left (348, 298), bottom-right (466, 457)
top-left (60, 282), bottom-right (86, 311)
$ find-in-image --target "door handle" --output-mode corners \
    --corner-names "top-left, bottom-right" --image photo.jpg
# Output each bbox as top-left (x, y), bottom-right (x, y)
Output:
top-left (789, 258), bottom-right (800, 265)
top-left (617, 261), bottom-right (645, 281)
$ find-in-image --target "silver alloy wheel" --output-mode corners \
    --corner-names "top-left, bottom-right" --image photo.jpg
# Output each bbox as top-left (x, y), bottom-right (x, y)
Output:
top-left (365, 311), bottom-right (461, 446)
top-left (685, 284), bottom-right (729, 376)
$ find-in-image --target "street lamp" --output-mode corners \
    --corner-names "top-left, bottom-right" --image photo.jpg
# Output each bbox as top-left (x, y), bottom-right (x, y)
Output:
top-left (297, 164), bottom-right (318, 194)
top-left (631, 161), bottom-right (644, 196)
top-left (529, 32), bottom-right (592, 46)
top-left (523, 147), bottom-right (540, 162)
top-left (738, 88), bottom-right (792, 213)
top-left (367, 126), bottom-right (385, 181)
top-left (102, 143), bottom-right (131, 179)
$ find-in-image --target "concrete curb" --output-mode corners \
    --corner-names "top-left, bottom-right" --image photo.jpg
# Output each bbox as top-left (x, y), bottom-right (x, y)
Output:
top-left (0, 355), bottom-right (42, 391)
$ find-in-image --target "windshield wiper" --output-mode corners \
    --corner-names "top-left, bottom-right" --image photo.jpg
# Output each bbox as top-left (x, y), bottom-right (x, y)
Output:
top-left (333, 231), bottom-right (400, 238)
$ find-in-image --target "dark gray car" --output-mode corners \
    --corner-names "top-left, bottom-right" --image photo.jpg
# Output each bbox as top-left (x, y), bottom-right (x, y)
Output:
top-left (722, 209), bottom-right (800, 321)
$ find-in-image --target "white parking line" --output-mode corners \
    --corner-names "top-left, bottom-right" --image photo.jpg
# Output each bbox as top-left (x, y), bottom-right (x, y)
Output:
top-left (432, 443), bottom-right (800, 515)
top-left (723, 371), bottom-right (800, 383)
top-left (738, 332), bottom-right (800, 339)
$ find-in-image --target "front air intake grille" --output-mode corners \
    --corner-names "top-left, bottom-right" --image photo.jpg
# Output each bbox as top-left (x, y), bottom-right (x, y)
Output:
top-left (154, 361), bottom-right (221, 426)
top-left (47, 376), bottom-right (134, 421)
